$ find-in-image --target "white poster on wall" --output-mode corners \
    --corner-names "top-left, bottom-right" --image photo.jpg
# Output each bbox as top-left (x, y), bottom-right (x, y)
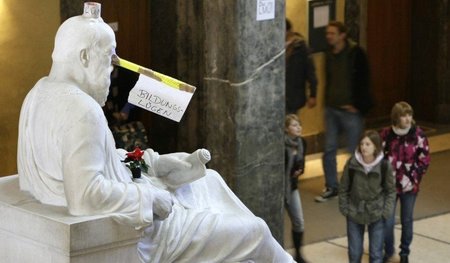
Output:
top-left (313, 5), bottom-right (329, 28)
top-left (256, 0), bottom-right (275, 21)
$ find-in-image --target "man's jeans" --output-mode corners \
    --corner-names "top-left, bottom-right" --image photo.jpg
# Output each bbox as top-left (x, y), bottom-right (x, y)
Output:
top-left (384, 192), bottom-right (417, 257)
top-left (347, 218), bottom-right (384, 263)
top-left (322, 107), bottom-right (363, 189)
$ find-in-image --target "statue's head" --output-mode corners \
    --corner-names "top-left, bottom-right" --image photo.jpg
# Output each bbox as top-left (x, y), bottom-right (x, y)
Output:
top-left (52, 2), bottom-right (116, 106)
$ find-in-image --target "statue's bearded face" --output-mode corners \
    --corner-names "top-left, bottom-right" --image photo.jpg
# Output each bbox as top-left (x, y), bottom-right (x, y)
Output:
top-left (84, 34), bottom-right (116, 106)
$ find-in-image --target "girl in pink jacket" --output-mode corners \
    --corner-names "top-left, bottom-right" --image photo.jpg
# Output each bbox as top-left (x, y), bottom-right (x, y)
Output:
top-left (380, 101), bottom-right (430, 263)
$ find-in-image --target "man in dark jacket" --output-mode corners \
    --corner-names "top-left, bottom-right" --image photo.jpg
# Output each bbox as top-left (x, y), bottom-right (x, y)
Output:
top-left (315, 21), bottom-right (374, 202)
top-left (285, 19), bottom-right (318, 113)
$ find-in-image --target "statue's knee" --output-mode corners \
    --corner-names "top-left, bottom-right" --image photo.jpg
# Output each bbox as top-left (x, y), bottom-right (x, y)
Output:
top-left (205, 169), bottom-right (223, 182)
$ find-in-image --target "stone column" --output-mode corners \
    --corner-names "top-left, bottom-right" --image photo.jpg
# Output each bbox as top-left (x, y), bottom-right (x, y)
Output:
top-left (177, 1), bottom-right (286, 243)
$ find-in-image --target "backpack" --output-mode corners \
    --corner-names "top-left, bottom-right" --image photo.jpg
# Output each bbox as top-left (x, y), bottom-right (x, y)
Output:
top-left (348, 159), bottom-right (389, 191)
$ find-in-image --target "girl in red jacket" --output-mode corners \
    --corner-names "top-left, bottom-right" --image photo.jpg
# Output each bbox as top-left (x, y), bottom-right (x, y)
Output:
top-left (380, 101), bottom-right (431, 263)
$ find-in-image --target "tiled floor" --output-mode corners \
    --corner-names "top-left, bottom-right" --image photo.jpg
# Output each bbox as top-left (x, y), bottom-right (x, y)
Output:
top-left (299, 213), bottom-right (450, 263)
top-left (284, 132), bottom-right (450, 262)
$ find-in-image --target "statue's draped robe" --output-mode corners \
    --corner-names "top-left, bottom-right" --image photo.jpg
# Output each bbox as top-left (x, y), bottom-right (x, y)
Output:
top-left (18, 78), bottom-right (293, 263)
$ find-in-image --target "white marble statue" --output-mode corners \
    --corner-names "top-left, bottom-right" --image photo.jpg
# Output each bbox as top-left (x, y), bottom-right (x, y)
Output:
top-left (17, 3), bottom-right (294, 263)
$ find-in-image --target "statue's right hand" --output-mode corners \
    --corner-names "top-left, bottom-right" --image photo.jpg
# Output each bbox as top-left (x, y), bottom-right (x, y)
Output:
top-left (152, 188), bottom-right (173, 220)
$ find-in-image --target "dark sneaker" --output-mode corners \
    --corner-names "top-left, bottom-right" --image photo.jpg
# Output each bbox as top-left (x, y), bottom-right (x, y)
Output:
top-left (314, 188), bottom-right (338, 202)
top-left (400, 255), bottom-right (408, 263)
top-left (383, 255), bottom-right (393, 263)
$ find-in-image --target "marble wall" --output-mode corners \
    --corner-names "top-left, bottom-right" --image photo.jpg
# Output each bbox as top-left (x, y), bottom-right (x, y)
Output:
top-left (199, 0), bottom-right (287, 242)
top-left (0, 0), bottom-right (59, 176)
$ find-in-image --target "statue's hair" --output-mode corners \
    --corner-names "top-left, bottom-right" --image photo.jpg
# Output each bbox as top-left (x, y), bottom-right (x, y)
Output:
top-left (52, 15), bottom-right (113, 63)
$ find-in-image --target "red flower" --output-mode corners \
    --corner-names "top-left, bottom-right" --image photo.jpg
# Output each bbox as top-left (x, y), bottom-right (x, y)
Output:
top-left (123, 146), bottom-right (149, 176)
top-left (126, 147), bottom-right (145, 161)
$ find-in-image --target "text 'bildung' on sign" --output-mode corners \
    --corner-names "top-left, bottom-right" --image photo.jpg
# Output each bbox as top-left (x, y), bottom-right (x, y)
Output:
top-left (128, 74), bottom-right (194, 122)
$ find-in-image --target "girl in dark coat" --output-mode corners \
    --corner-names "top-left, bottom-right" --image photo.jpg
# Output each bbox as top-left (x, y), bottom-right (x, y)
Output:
top-left (284, 114), bottom-right (308, 263)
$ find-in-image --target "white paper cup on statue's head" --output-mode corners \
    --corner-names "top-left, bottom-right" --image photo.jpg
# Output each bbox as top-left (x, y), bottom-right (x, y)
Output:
top-left (83, 2), bottom-right (101, 18)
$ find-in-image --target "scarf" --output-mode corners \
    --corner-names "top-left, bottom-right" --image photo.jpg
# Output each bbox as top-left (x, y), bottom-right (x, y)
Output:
top-left (355, 151), bottom-right (384, 174)
top-left (392, 125), bottom-right (411, 136)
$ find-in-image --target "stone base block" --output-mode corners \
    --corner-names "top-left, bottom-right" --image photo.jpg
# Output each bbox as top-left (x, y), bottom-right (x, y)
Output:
top-left (0, 175), bottom-right (141, 263)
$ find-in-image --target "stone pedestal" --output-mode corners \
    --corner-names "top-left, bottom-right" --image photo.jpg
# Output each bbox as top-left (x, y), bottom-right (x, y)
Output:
top-left (0, 175), bottom-right (141, 263)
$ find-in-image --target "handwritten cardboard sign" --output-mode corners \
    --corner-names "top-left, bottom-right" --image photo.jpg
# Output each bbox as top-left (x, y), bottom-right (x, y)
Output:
top-left (128, 74), bottom-right (194, 122)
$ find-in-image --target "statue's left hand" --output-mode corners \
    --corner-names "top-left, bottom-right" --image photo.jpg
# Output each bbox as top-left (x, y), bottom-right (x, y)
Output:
top-left (155, 153), bottom-right (192, 177)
